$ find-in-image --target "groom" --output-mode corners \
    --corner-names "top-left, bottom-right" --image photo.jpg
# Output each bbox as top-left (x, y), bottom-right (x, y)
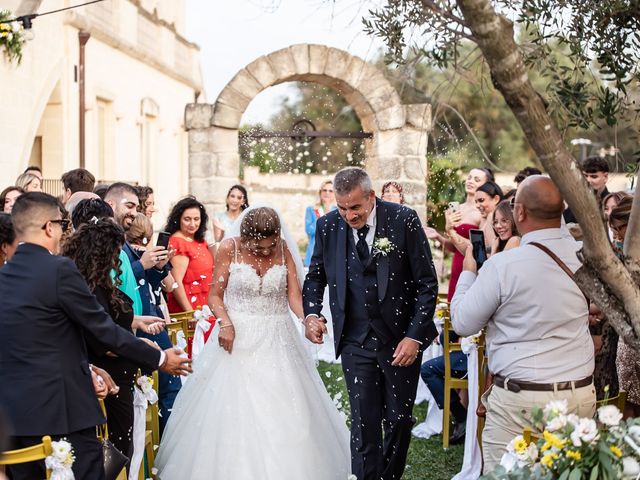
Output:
top-left (303, 167), bottom-right (439, 480)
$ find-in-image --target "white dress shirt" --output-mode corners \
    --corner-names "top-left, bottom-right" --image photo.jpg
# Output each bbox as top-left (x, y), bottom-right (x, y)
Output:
top-left (451, 228), bottom-right (594, 383)
top-left (351, 202), bottom-right (377, 250)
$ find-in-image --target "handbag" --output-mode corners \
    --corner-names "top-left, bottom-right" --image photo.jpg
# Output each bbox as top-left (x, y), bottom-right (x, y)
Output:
top-left (97, 401), bottom-right (129, 480)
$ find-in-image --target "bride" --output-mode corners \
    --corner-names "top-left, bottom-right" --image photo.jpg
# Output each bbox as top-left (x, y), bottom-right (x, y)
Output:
top-left (154, 206), bottom-right (351, 479)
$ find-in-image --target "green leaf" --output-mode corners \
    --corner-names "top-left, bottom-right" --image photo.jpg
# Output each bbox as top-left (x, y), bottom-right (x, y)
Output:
top-left (568, 468), bottom-right (582, 480)
top-left (589, 465), bottom-right (599, 480)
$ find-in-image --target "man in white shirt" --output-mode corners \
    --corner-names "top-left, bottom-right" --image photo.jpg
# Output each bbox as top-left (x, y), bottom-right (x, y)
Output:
top-left (451, 175), bottom-right (596, 472)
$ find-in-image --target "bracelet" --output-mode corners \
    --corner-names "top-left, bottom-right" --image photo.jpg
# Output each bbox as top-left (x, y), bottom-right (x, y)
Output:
top-left (219, 323), bottom-right (234, 330)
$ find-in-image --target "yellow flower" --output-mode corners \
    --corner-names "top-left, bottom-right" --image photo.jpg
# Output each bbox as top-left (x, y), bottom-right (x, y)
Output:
top-left (541, 442), bottom-right (551, 452)
top-left (543, 430), bottom-right (565, 449)
top-left (514, 437), bottom-right (528, 454)
top-left (610, 445), bottom-right (623, 458)
top-left (567, 450), bottom-right (582, 461)
top-left (541, 452), bottom-right (559, 468)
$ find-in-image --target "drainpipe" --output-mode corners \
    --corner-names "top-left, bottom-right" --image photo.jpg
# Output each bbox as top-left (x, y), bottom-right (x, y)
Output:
top-left (78, 31), bottom-right (91, 169)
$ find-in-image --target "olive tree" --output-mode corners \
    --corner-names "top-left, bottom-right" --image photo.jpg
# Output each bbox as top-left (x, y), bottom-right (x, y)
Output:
top-left (363, 0), bottom-right (640, 346)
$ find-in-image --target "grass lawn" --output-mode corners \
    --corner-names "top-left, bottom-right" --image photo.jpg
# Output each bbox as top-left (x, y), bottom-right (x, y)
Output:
top-left (318, 361), bottom-right (465, 480)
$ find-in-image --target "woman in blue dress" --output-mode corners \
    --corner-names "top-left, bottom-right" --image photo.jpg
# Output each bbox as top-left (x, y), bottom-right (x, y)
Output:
top-left (303, 180), bottom-right (335, 266)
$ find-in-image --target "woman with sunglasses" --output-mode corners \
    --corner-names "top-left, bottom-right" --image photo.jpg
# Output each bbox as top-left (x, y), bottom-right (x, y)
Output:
top-left (303, 180), bottom-right (336, 267)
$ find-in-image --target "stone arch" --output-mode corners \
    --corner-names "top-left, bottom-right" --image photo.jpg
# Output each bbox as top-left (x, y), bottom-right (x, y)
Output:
top-left (185, 44), bottom-right (432, 217)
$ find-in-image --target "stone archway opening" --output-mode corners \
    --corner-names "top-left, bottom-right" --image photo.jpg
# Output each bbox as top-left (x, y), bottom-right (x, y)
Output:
top-left (185, 44), bottom-right (432, 226)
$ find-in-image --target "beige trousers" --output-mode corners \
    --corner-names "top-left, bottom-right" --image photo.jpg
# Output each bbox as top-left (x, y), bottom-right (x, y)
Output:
top-left (482, 382), bottom-right (596, 474)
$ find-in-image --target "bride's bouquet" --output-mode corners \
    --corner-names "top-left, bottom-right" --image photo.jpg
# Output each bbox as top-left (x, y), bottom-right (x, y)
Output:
top-left (482, 398), bottom-right (640, 479)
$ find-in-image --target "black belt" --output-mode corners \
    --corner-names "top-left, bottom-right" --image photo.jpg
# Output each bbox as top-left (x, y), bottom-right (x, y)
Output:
top-left (494, 375), bottom-right (593, 393)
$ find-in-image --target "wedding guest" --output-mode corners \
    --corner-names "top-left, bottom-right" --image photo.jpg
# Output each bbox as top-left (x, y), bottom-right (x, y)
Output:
top-left (135, 186), bottom-right (156, 218)
top-left (452, 176), bottom-right (595, 472)
top-left (514, 166), bottom-right (542, 185)
top-left (474, 181), bottom-right (504, 247)
top-left (603, 191), bottom-right (631, 220)
top-left (0, 192), bottom-right (191, 480)
top-left (304, 180), bottom-right (335, 266)
top-left (125, 213), bottom-right (182, 432)
top-left (94, 183), bottom-right (109, 200)
top-left (381, 181), bottom-right (404, 204)
top-left (1, 186), bottom-right (24, 213)
top-left (0, 214), bottom-right (17, 266)
top-left (213, 185), bottom-right (249, 242)
top-left (14, 173), bottom-right (41, 192)
top-left (425, 168), bottom-right (488, 300)
top-left (608, 197), bottom-right (639, 418)
top-left (564, 156), bottom-right (609, 224)
top-left (63, 219), bottom-right (165, 464)
top-left (164, 197), bottom-right (214, 313)
top-left (61, 168), bottom-right (96, 204)
top-left (23, 165), bottom-right (43, 181)
top-left (491, 200), bottom-right (520, 255)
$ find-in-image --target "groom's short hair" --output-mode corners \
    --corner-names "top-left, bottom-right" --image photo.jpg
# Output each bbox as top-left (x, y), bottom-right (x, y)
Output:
top-left (334, 167), bottom-right (372, 196)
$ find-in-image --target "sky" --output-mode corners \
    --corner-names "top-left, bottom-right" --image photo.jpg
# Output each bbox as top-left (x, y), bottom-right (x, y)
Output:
top-left (185, 0), bottom-right (386, 124)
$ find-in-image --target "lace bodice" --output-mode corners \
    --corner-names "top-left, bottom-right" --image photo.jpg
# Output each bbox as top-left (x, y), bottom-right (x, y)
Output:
top-left (224, 263), bottom-right (289, 315)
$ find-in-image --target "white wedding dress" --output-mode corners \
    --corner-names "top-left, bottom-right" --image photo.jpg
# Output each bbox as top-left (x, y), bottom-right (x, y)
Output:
top-left (154, 256), bottom-right (351, 479)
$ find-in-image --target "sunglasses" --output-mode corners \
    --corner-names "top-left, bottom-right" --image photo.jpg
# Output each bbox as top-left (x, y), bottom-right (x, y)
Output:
top-left (42, 219), bottom-right (71, 231)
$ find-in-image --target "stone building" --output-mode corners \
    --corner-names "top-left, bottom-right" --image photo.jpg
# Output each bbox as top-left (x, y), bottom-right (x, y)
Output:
top-left (0, 0), bottom-right (202, 225)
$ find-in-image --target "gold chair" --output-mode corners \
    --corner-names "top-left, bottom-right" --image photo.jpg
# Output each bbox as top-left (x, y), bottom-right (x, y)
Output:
top-left (0, 435), bottom-right (53, 479)
top-left (597, 390), bottom-right (627, 411)
top-left (169, 310), bottom-right (195, 355)
top-left (523, 427), bottom-right (540, 445)
top-left (166, 316), bottom-right (189, 346)
top-left (442, 307), bottom-right (468, 450)
top-left (145, 370), bottom-right (161, 449)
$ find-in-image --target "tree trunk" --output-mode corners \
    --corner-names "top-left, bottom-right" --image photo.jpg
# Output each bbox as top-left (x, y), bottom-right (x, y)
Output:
top-left (454, 0), bottom-right (640, 347)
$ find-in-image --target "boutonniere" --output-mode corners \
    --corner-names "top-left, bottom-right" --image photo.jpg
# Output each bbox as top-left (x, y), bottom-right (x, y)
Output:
top-left (372, 237), bottom-right (395, 256)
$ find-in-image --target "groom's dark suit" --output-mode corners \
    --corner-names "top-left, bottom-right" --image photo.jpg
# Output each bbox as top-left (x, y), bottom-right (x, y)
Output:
top-left (303, 199), bottom-right (438, 480)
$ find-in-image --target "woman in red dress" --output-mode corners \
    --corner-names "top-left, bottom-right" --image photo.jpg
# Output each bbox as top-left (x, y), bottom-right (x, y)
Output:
top-left (164, 197), bottom-right (214, 313)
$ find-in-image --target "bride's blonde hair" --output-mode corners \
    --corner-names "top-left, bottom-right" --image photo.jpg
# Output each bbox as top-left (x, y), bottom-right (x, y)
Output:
top-left (240, 207), bottom-right (281, 241)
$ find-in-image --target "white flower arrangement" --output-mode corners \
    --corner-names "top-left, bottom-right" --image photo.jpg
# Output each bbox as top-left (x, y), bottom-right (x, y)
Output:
top-left (45, 439), bottom-right (75, 480)
top-left (136, 375), bottom-right (158, 405)
top-left (372, 237), bottom-right (395, 256)
top-left (485, 399), bottom-right (640, 479)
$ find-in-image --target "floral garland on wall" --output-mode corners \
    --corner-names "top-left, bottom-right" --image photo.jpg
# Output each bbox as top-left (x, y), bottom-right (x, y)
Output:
top-left (0, 10), bottom-right (26, 64)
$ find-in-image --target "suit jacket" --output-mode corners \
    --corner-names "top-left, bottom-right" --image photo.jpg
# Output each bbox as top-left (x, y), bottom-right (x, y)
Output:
top-left (0, 243), bottom-right (161, 436)
top-left (303, 199), bottom-right (439, 356)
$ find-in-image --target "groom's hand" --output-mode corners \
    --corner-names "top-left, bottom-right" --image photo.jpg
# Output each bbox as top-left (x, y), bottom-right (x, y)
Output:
top-left (392, 338), bottom-right (420, 367)
top-left (303, 315), bottom-right (327, 344)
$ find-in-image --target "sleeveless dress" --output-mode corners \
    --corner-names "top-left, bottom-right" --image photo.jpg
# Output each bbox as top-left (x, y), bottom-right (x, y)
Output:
top-left (154, 246), bottom-right (351, 480)
top-left (447, 223), bottom-right (476, 301)
top-left (167, 235), bottom-right (213, 313)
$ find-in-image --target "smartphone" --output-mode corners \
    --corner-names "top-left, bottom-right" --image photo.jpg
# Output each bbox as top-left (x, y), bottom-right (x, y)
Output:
top-left (156, 231), bottom-right (171, 250)
top-left (448, 201), bottom-right (461, 213)
top-left (469, 229), bottom-right (488, 270)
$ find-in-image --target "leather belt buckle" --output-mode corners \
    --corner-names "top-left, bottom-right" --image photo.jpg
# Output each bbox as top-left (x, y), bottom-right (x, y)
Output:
top-left (505, 379), bottom-right (521, 393)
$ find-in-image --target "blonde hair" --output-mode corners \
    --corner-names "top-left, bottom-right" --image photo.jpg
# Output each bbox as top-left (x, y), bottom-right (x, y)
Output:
top-left (15, 173), bottom-right (40, 191)
top-left (126, 213), bottom-right (154, 246)
top-left (240, 207), bottom-right (280, 241)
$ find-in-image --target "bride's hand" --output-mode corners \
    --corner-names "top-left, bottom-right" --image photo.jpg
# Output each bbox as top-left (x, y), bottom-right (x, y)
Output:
top-left (218, 322), bottom-right (235, 354)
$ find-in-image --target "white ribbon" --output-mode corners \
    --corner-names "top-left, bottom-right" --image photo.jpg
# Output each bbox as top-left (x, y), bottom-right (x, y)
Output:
top-left (128, 379), bottom-right (158, 480)
top-left (452, 335), bottom-right (482, 480)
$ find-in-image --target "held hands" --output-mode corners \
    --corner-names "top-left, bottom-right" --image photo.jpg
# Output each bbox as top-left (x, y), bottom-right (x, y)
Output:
top-left (304, 315), bottom-right (327, 344)
top-left (140, 246), bottom-right (171, 270)
top-left (160, 347), bottom-right (192, 376)
top-left (133, 316), bottom-right (166, 335)
top-left (392, 338), bottom-right (421, 367)
top-left (463, 245), bottom-right (477, 274)
top-left (218, 322), bottom-right (236, 353)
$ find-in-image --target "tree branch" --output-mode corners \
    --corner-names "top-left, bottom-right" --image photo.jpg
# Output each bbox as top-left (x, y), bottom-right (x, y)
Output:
top-left (419, 0), bottom-right (468, 28)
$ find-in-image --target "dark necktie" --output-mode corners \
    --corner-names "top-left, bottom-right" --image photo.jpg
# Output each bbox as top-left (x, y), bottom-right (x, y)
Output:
top-left (356, 225), bottom-right (370, 263)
